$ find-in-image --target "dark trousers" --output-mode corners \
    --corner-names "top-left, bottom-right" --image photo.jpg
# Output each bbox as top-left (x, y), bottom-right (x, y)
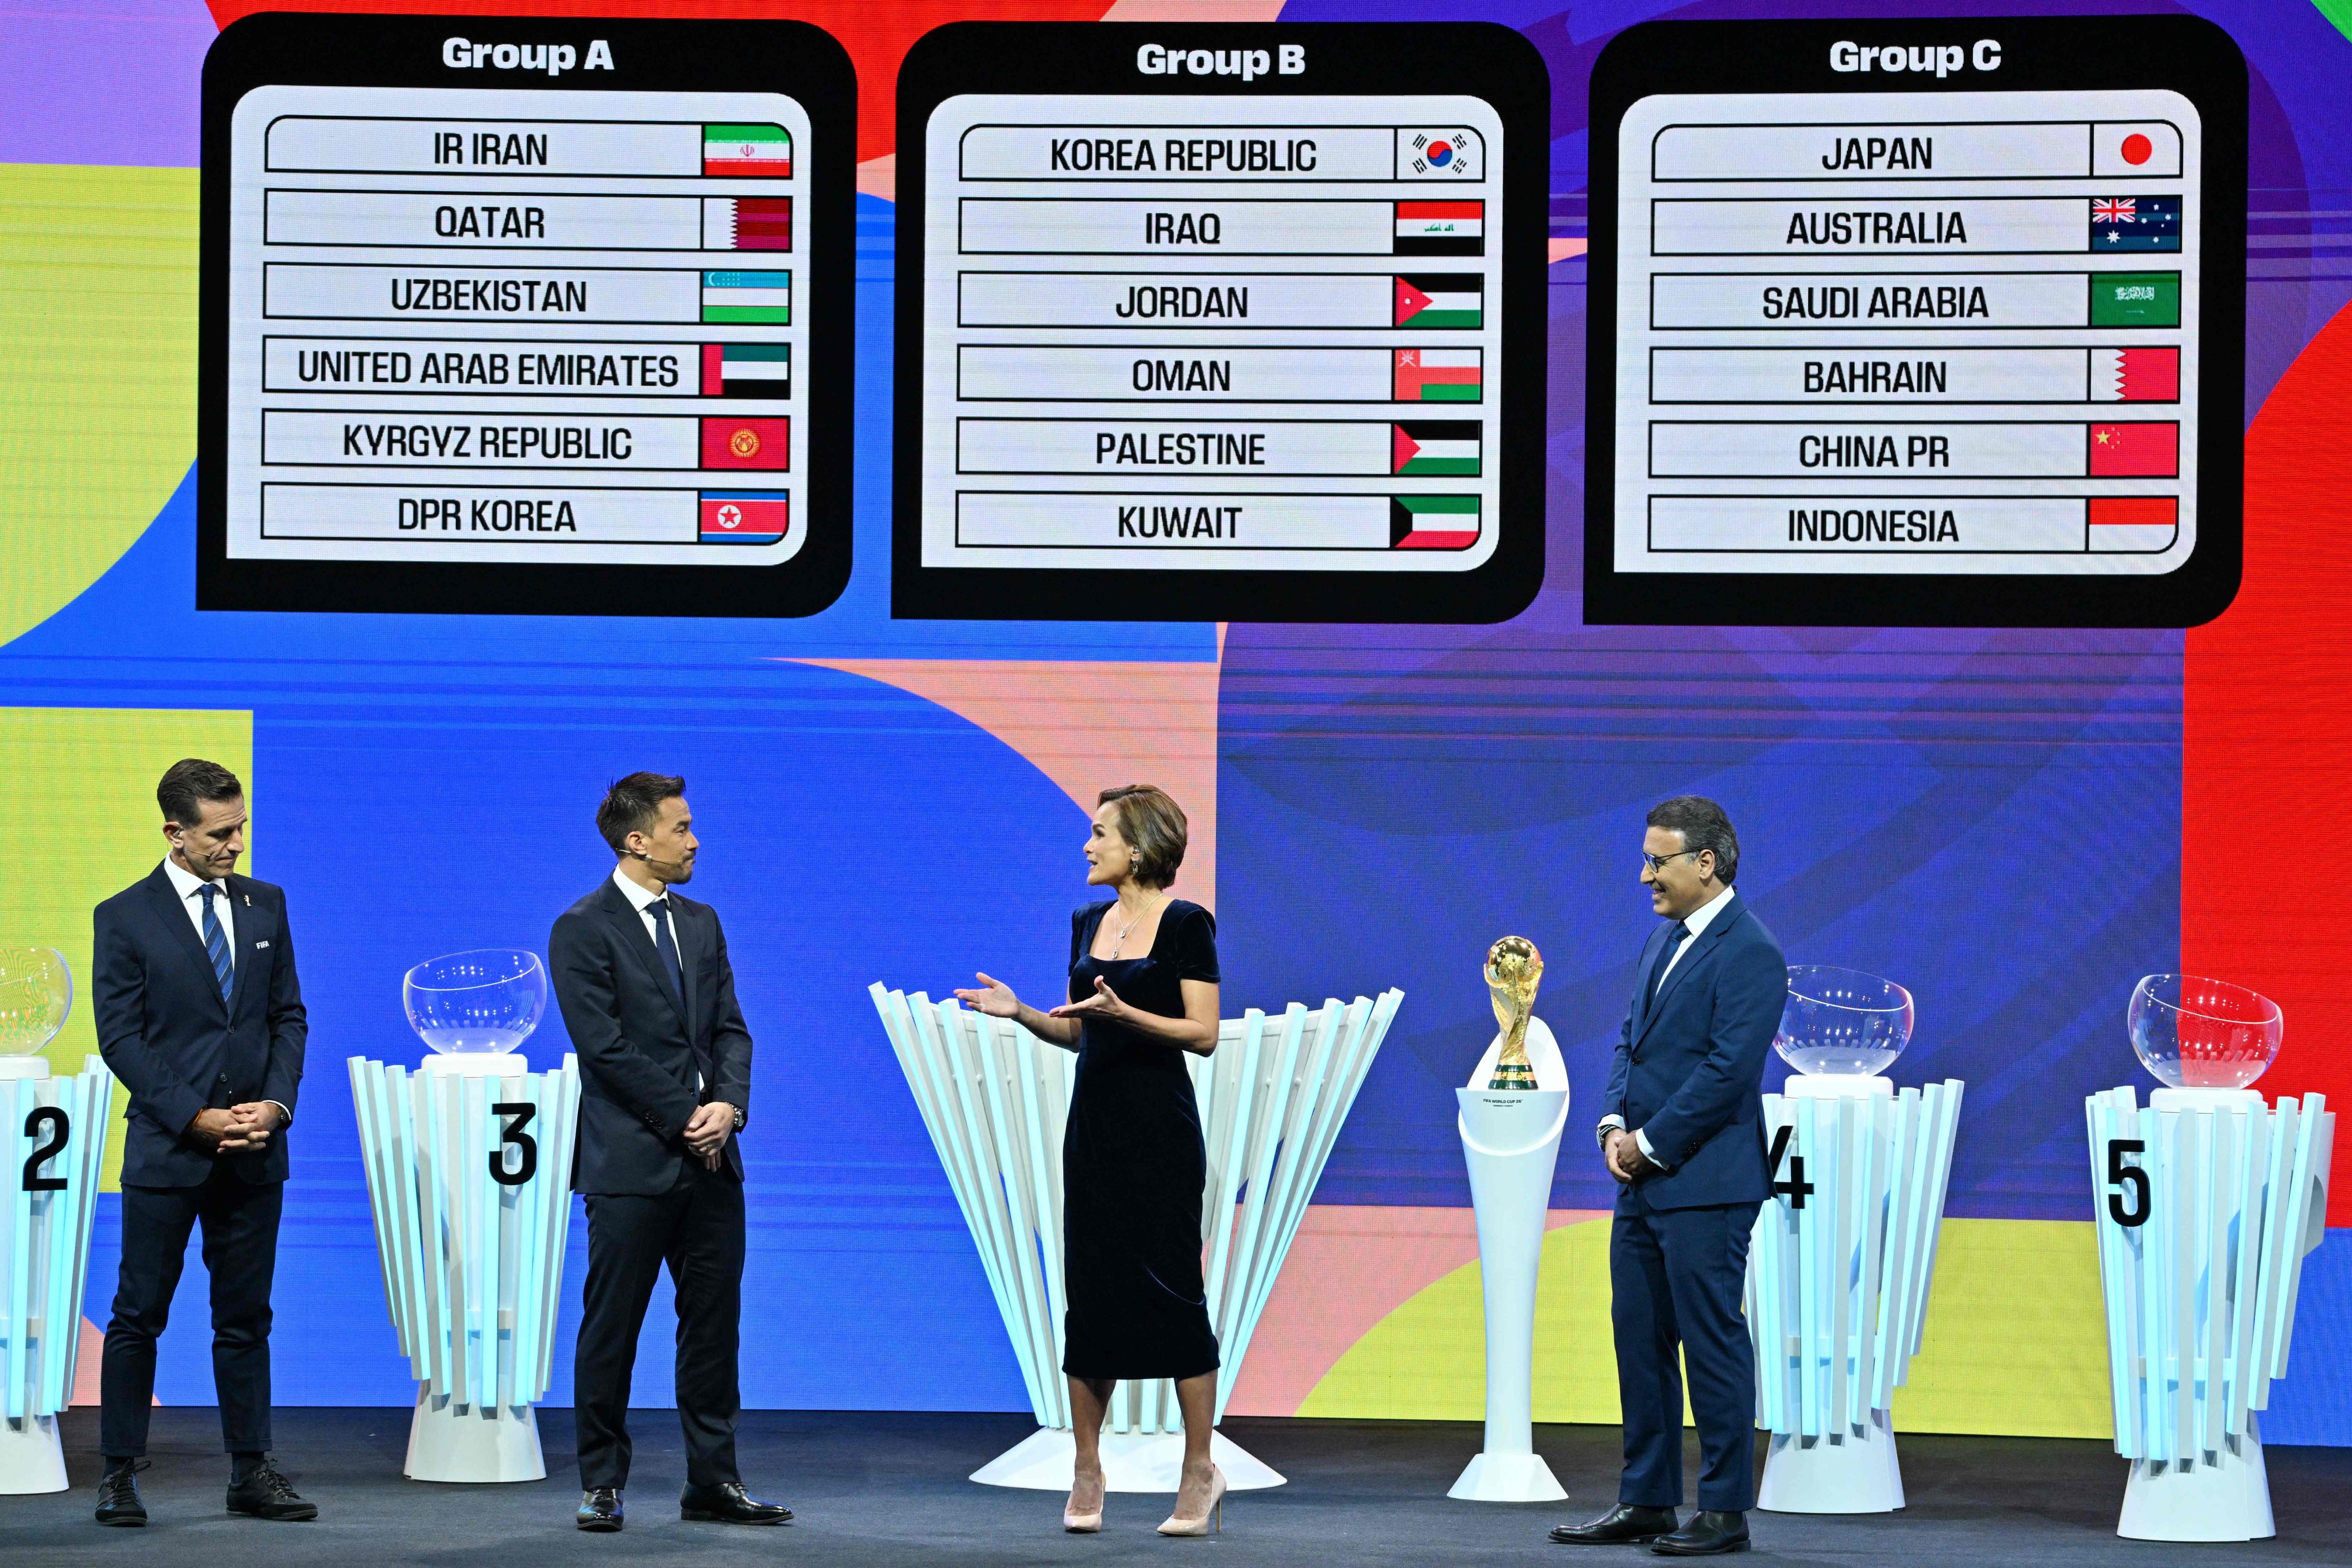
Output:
top-left (1611, 1197), bottom-right (1762, 1512)
top-left (101, 1165), bottom-right (284, 1458)
top-left (574, 1163), bottom-right (746, 1490)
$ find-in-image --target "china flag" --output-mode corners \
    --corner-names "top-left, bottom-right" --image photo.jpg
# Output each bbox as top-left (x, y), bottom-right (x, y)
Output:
top-left (700, 416), bottom-right (789, 470)
top-left (2088, 422), bottom-right (2179, 476)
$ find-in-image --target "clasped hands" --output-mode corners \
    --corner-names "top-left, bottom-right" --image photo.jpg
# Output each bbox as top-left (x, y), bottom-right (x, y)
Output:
top-left (1603, 1126), bottom-right (1660, 1184)
top-left (187, 1102), bottom-right (285, 1155)
top-left (683, 1101), bottom-right (737, 1170)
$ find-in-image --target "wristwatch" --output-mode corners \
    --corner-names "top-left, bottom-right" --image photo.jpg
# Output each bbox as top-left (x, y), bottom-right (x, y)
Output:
top-left (732, 1104), bottom-right (746, 1131)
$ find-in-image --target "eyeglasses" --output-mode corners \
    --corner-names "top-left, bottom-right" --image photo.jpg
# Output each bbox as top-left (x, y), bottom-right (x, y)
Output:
top-left (1640, 848), bottom-right (1708, 874)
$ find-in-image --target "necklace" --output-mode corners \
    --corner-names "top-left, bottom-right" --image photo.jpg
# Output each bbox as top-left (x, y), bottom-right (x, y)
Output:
top-left (1106, 894), bottom-right (1164, 959)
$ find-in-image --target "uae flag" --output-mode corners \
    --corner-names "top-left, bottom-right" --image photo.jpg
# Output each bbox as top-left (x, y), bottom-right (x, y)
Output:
top-left (700, 416), bottom-right (790, 470)
top-left (704, 125), bottom-right (791, 177)
top-left (2087, 422), bottom-right (2179, 477)
top-left (1395, 201), bottom-right (1483, 256)
top-left (703, 198), bottom-right (792, 252)
top-left (2091, 347), bottom-right (2179, 401)
top-left (1390, 495), bottom-right (1480, 549)
top-left (702, 270), bottom-right (790, 325)
top-left (1392, 420), bottom-right (1481, 476)
top-left (700, 491), bottom-right (789, 542)
top-left (1393, 347), bottom-right (1482, 402)
top-left (1394, 274), bottom-right (1482, 328)
top-left (701, 343), bottom-right (790, 397)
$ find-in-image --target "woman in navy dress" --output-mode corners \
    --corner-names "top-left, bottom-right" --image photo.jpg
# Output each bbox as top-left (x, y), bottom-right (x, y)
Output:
top-left (957, 784), bottom-right (1226, 1536)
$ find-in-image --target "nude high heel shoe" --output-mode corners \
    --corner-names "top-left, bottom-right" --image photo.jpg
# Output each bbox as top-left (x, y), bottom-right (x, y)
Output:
top-left (1156, 1464), bottom-right (1226, 1536)
top-left (1064, 1470), bottom-right (1104, 1533)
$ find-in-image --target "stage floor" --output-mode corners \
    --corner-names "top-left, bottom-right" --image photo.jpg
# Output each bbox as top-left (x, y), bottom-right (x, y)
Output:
top-left (8, 1408), bottom-right (2346, 1565)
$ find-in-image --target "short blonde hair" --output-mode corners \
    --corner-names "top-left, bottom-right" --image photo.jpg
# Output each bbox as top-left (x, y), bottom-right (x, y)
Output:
top-left (1098, 785), bottom-right (1187, 889)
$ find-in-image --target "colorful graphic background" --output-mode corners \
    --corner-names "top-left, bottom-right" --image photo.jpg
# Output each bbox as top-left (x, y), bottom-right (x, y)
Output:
top-left (2, 0), bottom-right (2349, 1443)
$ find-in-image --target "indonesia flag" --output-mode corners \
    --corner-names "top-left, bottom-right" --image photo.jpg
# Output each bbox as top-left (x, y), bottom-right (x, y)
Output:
top-left (700, 416), bottom-right (790, 470)
top-left (704, 125), bottom-right (791, 177)
top-left (1393, 348), bottom-right (1482, 402)
top-left (2087, 496), bottom-right (2177, 553)
top-left (700, 491), bottom-right (789, 543)
top-left (2087, 422), bottom-right (2179, 477)
top-left (1395, 201), bottom-right (1484, 256)
top-left (702, 198), bottom-right (792, 252)
top-left (2091, 347), bottom-right (2180, 401)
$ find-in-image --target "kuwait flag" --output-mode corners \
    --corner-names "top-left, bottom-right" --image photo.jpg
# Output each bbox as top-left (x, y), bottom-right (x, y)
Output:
top-left (1395, 201), bottom-right (1484, 256)
top-left (1390, 495), bottom-right (1480, 549)
top-left (703, 198), bottom-right (792, 252)
top-left (701, 343), bottom-right (790, 397)
top-left (702, 271), bottom-right (790, 325)
top-left (701, 416), bottom-right (789, 470)
top-left (700, 491), bottom-right (789, 543)
top-left (1394, 348), bottom-right (1482, 402)
top-left (2088, 422), bottom-right (2178, 477)
top-left (704, 125), bottom-right (791, 177)
top-left (2091, 347), bottom-right (2179, 401)
top-left (1392, 420), bottom-right (1480, 476)
top-left (1395, 274), bottom-right (1482, 328)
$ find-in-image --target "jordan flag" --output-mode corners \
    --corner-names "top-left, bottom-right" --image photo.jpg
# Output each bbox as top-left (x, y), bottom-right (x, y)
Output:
top-left (2091, 347), bottom-right (2179, 401)
top-left (703, 198), bottom-right (792, 251)
top-left (1394, 348), bottom-right (1482, 401)
top-left (704, 125), bottom-right (791, 177)
top-left (1394, 274), bottom-right (1482, 328)
top-left (700, 491), bottom-right (788, 542)
top-left (1392, 420), bottom-right (1481, 475)
top-left (2088, 422), bottom-right (2179, 476)
top-left (701, 416), bottom-right (790, 470)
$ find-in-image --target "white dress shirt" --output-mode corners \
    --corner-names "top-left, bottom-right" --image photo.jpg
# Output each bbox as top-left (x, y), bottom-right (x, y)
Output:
top-left (1601, 883), bottom-right (1740, 1166)
top-left (161, 856), bottom-right (291, 1127)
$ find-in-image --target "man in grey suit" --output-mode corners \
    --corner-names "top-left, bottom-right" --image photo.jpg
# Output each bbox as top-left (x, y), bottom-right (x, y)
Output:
top-left (549, 773), bottom-right (788, 1532)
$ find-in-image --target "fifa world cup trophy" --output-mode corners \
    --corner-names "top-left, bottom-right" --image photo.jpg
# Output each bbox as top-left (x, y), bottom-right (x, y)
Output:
top-left (1484, 936), bottom-right (1543, 1092)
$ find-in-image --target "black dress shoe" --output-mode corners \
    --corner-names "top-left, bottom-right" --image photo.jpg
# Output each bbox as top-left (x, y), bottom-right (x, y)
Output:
top-left (95, 1461), bottom-right (148, 1527)
top-left (1651, 1510), bottom-right (1748, 1555)
top-left (226, 1459), bottom-right (318, 1521)
top-left (680, 1480), bottom-right (792, 1524)
top-left (1551, 1503), bottom-right (1679, 1544)
top-left (577, 1488), bottom-right (624, 1531)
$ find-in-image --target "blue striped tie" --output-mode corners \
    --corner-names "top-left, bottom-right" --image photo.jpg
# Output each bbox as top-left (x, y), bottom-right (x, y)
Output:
top-left (199, 883), bottom-right (234, 1002)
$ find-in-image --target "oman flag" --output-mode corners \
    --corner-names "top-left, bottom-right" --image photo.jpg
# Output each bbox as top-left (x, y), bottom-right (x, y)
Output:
top-left (2091, 346), bottom-right (2179, 401)
top-left (701, 416), bottom-right (790, 470)
top-left (704, 125), bottom-right (791, 177)
top-left (2088, 422), bottom-right (2179, 476)
top-left (1394, 348), bottom-right (1482, 402)
top-left (700, 491), bottom-right (788, 543)
top-left (1394, 273), bottom-right (1482, 328)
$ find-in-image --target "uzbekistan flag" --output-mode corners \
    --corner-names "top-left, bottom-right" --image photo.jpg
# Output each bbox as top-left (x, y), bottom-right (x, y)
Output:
top-left (1392, 420), bottom-right (1481, 476)
top-left (1395, 274), bottom-right (1482, 328)
top-left (1395, 201), bottom-right (1484, 256)
top-left (702, 270), bottom-right (790, 325)
top-left (2091, 347), bottom-right (2179, 402)
top-left (703, 198), bottom-right (792, 252)
top-left (704, 125), bottom-right (791, 177)
top-left (700, 416), bottom-right (790, 470)
top-left (1394, 347), bottom-right (1482, 402)
top-left (701, 343), bottom-right (790, 397)
top-left (700, 491), bottom-right (789, 542)
top-left (2087, 422), bottom-right (2178, 477)
top-left (1390, 495), bottom-right (1480, 549)
top-left (2088, 194), bottom-right (2181, 252)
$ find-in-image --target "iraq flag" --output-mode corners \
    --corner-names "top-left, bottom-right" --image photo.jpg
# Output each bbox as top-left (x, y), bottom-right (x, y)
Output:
top-left (2090, 196), bottom-right (2181, 252)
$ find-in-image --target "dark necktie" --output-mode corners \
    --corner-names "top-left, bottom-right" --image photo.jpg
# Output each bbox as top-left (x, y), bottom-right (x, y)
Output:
top-left (199, 883), bottom-right (234, 1002)
top-left (1644, 921), bottom-right (1691, 1008)
top-left (646, 897), bottom-right (686, 1005)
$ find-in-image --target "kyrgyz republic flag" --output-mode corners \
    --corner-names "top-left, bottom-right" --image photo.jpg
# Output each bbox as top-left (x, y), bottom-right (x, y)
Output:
top-left (702, 270), bottom-right (790, 325)
top-left (1390, 495), bottom-right (1480, 549)
top-left (701, 343), bottom-right (791, 397)
top-left (702, 198), bottom-right (792, 252)
top-left (1395, 201), bottom-right (1483, 256)
top-left (1395, 274), bottom-right (1482, 328)
top-left (704, 125), bottom-right (791, 177)
top-left (2088, 422), bottom-right (2179, 477)
top-left (1394, 347), bottom-right (1482, 401)
top-left (2091, 347), bottom-right (2179, 401)
top-left (1392, 420), bottom-right (1481, 475)
top-left (700, 491), bottom-right (789, 542)
top-left (701, 416), bottom-right (790, 470)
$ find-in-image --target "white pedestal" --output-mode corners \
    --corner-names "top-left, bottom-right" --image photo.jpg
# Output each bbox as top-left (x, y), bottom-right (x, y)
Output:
top-left (2118, 1420), bottom-right (2273, 1542)
top-left (1749, 1073), bottom-right (1965, 1516)
top-left (406, 1388), bottom-right (546, 1484)
top-left (0, 1415), bottom-right (67, 1495)
top-left (968, 1426), bottom-right (1285, 1492)
top-left (1448, 1018), bottom-right (1569, 1504)
top-left (0, 1056), bottom-right (115, 1495)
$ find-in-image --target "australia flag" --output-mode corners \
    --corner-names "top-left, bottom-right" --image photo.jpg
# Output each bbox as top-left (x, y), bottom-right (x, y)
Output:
top-left (2090, 195), bottom-right (2183, 252)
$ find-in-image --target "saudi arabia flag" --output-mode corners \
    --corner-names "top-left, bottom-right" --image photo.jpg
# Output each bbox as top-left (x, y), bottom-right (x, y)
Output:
top-left (1394, 274), bottom-right (1482, 328)
top-left (702, 271), bottom-right (791, 325)
top-left (1392, 421), bottom-right (1481, 476)
top-left (705, 125), bottom-right (792, 177)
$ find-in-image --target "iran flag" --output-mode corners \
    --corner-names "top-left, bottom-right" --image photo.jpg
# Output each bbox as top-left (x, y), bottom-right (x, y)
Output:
top-left (704, 125), bottom-right (791, 177)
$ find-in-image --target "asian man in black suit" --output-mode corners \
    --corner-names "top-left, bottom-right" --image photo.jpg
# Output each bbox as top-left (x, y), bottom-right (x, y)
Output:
top-left (549, 773), bottom-right (788, 1532)
top-left (89, 758), bottom-right (315, 1525)
top-left (1552, 796), bottom-right (1785, 1557)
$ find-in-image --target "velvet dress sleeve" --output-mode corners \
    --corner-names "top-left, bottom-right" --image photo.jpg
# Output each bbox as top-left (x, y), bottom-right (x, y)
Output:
top-left (1172, 904), bottom-right (1221, 984)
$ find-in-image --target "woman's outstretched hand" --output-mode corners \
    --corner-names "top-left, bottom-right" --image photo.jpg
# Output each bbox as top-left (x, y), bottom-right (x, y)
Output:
top-left (954, 972), bottom-right (1021, 1018)
top-left (1049, 975), bottom-right (1130, 1023)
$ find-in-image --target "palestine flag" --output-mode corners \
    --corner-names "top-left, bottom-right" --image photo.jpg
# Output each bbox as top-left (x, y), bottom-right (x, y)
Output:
top-left (703, 198), bottom-right (792, 252)
top-left (1395, 201), bottom-right (1483, 256)
top-left (1392, 421), bottom-right (1480, 475)
top-left (701, 416), bottom-right (790, 470)
top-left (704, 125), bottom-right (791, 177)
top-left (702, 270), bottom-right (790, 325)
top-left (2090, 347), bottom-right (2179, 401)
top-left (1395, 274), bottom-right (1482, 328)
top-left (2087, 422), bottom-right (2178, 477)
top-left (1390, 495), bottom-right (1480, 549)
top-left (700, 491), bottom-right (789, 542)
top-left (701, 343), bottom-right (790, 397)
top-left (1393, 348), bottom-right (1482, 401)
top-left (2089, 195), bottom-right (2181, 252)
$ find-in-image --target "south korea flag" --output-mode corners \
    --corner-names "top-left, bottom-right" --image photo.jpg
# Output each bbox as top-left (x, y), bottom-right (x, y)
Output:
top-left (1397, 128), bottom-right (1483, 180)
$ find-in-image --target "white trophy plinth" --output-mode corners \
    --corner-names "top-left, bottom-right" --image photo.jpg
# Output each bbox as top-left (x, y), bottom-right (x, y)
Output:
top-left (1748, 1073), bottom-right (1965, 1515)
top-left (0, 1055), bottom-right (113, 1494)
top-left (349, 1051), bottom-right (581, 1483)
top-left (873, 984), bottom-right (1403, 1491)
top-left (2086, 1086), bottom-right (2333, 1542)
top-left (1448, 1017), bottom-right (1569, 1503)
